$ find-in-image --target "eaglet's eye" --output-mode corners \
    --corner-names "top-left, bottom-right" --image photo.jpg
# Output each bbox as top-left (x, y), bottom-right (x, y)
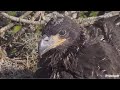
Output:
top-left (58, 30), bottom-right (66, 36)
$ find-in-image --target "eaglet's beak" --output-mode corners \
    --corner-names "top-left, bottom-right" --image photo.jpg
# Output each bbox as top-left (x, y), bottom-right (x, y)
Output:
top-left (39, 34), bottom-right (66, 56)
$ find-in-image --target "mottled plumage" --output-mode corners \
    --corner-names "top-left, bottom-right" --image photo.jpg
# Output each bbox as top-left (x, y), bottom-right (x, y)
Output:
top-left (34, 15), bottom-right (120, 79)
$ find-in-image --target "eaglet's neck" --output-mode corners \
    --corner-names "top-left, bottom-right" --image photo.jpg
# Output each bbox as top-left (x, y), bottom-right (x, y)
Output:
top-left (40, 31), bottom-right (85, 71)
top-left (42, 39), bottom-right (85, 69)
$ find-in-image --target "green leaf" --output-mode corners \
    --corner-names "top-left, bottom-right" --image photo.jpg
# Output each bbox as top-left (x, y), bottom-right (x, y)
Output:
top-left (79, 12), bottom-right (87, 18)
top-left (12, 25), bottom-right (22, 34)
top-left (35, 25), bottom-right (42, 33)
top-left (11, 48), bottom-right (17, 54)
top-left (7, 11), bottom-right (17, 16)
top-left (89, 11), bottom-right (99, 17)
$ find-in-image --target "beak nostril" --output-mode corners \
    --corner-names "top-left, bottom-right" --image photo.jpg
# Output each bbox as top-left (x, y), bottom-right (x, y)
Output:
top-left (45, 39), bottom-right (49, 42)
top-left (43, 35), bottom-right (49, 42)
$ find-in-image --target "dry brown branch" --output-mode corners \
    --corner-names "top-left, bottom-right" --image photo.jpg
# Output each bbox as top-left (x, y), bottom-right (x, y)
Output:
top-left (79, 11), bottom-right (120, 26)
top-left (29, 11), bottom-right (43, 32)
top-left (0, 23), bottom-right (14, 34)
top-left (1, 11), bottom-right (120, 35)
top-left (31, 11), bottom-right (41, 21)
top-left (0, 11), bottom-right (33, 35)
top-left (19, 11), bottom-right (33, 18)
top-left (1, 12), bottom-right (40, 25)
top-left (8, 57), bottom-right (26, 63)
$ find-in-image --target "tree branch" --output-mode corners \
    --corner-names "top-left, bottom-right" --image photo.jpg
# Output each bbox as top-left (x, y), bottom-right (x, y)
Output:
top-left (1, 12), bottom-right (40, 25)
top-left (1, 11), bottom-right (120, 36)
top-left (0, 11), bottom-right (33, 36)
top-left (78, 11), bottom-right (120, 26)
top-left (31, 11), bottom-right (41, 21)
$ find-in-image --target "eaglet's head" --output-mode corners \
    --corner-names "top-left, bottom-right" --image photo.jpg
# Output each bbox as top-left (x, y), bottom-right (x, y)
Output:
top-left (39, 16), bottom-right (83, 56)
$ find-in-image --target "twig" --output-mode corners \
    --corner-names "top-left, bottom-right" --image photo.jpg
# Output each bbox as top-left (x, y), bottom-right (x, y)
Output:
top-left (9, 58), bottom-right (26, 64)
top-left (0, 11), bottom-right (33, 35)
top-left (1, 11), bottom-right (120, 35)
top-left (0, 23), bottom-right (14, 34)
top-left (1, 12), bottom-right (41, 25)
top-left (28, 11), bottom-right (42, 32)
top-left (78, 11), bottom-right (120, 26)
top-left (19, 11), bottom-right (33, 18)
top-left (31, 11), bottom-right (41, 21)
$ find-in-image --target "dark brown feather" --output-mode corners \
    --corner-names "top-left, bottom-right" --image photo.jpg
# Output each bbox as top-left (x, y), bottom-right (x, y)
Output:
top-left (34, 15), bottom-right (120, 79)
